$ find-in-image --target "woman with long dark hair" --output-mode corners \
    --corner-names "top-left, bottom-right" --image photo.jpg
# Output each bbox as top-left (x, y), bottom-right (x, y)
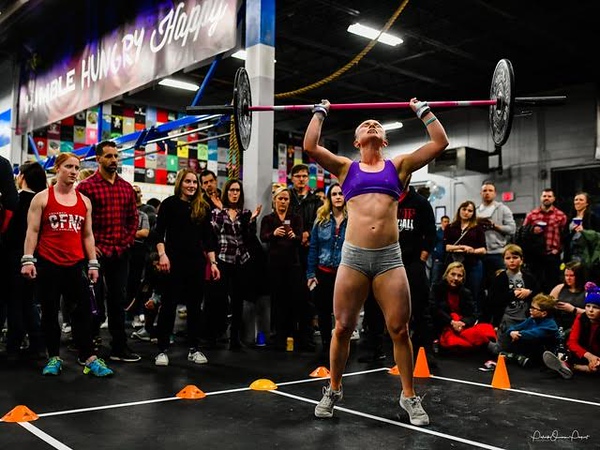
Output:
top-left (153, 168), bottom-right (219, 367)
top-left (211, 178), bottom-right (262, 349)
top-left (306, 183), bottom-right (347, 353)
top-left (549, 261), bottom-right (586, 332)
top-left (444, 200), bottom-right (487, 311)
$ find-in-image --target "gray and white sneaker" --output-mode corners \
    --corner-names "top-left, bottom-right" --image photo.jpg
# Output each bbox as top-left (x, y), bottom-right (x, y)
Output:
top-left (399, 391), bottom-right (429, 426)
top-left (155, 352), bottom-right (169, 366)
top-left (543, 351), bottom-right (573, 379)
top-left (131, 328), bottom-right (151, 342)
top-left (314, 384), bottom-right (343, 418)
top-left (188, 350), bottom-right (208, 364)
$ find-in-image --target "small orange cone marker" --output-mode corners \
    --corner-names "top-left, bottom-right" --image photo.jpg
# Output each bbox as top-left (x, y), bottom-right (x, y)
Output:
top-left (491, 354), bottom-right (511, 389)
top-left (388, 365), bottom-right (400, 375)
top-left (413, 347), bottom-right (431, 378)
top-left (2, 405), bottom-right (39, 422)
top-left (250, 379), bottom-right (277, 390)
top-left (176, 385), bottom-right (206, 399)
top-left (310, 366), bottom-right (330, 378)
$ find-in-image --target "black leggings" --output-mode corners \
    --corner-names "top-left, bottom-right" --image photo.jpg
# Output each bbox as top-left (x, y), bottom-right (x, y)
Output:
top-left (156, 259), bottom-right (205, 352)
top-left (37, 257), bottom-right (94, 360)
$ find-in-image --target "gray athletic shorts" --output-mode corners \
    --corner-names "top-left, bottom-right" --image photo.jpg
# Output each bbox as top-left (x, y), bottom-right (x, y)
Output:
top-left (340, 241), bottom-right (404, 278)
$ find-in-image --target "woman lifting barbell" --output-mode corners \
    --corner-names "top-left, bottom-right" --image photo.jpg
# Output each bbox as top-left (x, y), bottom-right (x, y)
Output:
top-left (304, 97), bottom-right (449, 426)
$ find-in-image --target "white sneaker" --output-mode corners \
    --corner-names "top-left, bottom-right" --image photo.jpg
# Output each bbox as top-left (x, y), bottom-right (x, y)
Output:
top-left (188, 350), bottom-right (208, 364)
top-left (399, 391), bottom-right (430, 426)
top-left (155, 352), bottom-right (169, 366)
top-left (314, 384), bottom-right (343, 418)
top-left (132, 315), bottom-right (144, 328)
top-left (100, 319), bottom-right (109, 329)
top-left (131, 328), bottom-right (151, 342)
top-left (350, 329), bottom-right (360, 341)
top-left (61, 323), bottom-right (72, 334)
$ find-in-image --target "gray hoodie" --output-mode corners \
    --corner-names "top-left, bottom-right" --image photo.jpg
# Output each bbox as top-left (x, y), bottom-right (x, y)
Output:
top-left (476, 201), bottom-right (516, 254)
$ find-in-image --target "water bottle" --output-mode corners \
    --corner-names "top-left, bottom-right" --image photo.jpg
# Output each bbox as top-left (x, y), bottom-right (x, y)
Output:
top-left (556, 326), bottom-right (566, 355)
top-left (286, 337), bottom-right (294, 352)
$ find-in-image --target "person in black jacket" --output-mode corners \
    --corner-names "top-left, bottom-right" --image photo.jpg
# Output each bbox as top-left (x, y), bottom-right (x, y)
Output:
top-left (359, 183), bottom-right (437, 362)
top-left (288, 164), bottom-right (322, 350)
top-left (485, 244), bottom-right (540, 326)
top-left (432, 262), bottom-right (496, 351)
top-left (0, 155), bottom-right (18, 334)
top-left (153, 169), bottom-right (220, 367)
top-left (4, 162), bottom-right (47, 358)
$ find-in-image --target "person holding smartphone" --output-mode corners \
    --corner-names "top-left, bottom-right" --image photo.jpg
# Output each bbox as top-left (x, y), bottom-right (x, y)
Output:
top-left (260, 187), bottom-right (304, 350)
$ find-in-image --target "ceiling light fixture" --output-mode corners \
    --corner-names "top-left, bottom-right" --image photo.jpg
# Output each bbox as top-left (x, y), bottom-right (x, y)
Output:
top-left (158, 78), bottom-right (199, 92)
top-left (347, 23), bottom-right (403, 46)
top-left (382, 121), bottom-right (403, 131)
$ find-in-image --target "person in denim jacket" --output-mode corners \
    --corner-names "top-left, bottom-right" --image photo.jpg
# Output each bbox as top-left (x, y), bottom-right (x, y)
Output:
top-left (307, 183), bottom-right (347, 354)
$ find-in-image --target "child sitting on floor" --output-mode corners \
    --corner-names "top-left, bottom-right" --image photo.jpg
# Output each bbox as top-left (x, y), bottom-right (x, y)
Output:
top-left (494, 293), bottom-right (558, 367)
top-left (543, 282), bottom-right (600, 379)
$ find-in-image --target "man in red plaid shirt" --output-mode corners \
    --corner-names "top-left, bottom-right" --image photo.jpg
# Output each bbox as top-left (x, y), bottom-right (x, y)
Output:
top-left (523, 188), bottom-right (567, 293)
top-left (77, 141), bottom-right (140, 362)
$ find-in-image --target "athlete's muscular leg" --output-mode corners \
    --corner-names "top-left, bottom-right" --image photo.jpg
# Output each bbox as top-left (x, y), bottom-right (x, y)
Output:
top-left (329, 265), bottom-right (370, 390)
top-left (372, 267), bottom-right (415, 397)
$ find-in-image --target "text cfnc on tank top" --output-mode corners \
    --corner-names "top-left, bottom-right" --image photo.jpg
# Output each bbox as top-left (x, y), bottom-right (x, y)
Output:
top-left (37, 187), bottom-right (87, 266)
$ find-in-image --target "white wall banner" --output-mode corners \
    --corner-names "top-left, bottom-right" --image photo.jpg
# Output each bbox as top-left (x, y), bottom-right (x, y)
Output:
top-left (18, 0), bottom-right (237, 133)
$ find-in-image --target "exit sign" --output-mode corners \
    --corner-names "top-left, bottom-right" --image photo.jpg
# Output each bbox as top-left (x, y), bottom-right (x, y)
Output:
top-left (502, 191), bottom-right (515, 202)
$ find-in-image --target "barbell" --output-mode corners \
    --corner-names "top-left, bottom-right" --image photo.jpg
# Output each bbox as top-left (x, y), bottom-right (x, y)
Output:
top-left (186, 59), bottom-right (566, 151)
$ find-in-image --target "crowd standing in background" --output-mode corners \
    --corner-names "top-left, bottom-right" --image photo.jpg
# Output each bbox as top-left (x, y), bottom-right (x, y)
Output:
top-left (1, 137), bottom-right (599, 412)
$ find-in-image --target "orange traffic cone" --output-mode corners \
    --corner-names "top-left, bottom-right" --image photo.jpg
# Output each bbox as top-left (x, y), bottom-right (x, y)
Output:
top-left (413, 347), bottom-right (431, 378)
top-left (388, 365), bottom-right (400, 375)
top-left (310, 366), bottom-right (330, 378)
top-left (2, 405), bottom-right (39, 423)
top-left (491, 354), bottom-right (511, 389)
top-left (176, 385), bottom-right (206, 399)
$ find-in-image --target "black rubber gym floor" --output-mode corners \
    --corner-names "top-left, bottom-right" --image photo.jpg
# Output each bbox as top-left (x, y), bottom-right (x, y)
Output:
top-left (1, 333), bottom-right (598, 449)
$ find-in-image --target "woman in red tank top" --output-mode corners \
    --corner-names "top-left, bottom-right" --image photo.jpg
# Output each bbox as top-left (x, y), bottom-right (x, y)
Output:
top-left (21, 153), bottom-right (113, 377)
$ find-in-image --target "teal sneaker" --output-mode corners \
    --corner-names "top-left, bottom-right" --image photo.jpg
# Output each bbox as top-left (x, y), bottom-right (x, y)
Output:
top-left (42, 357), bottom-right (62, 376)
top-left (83, 358), bottom-right (114, 377)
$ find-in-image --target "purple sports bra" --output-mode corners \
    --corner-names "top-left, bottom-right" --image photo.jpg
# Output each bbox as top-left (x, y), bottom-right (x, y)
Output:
top-left (341, 160), bottom-right (403, 201)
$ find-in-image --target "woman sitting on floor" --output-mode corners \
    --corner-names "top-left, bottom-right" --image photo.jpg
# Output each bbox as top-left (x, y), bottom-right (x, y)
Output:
top-left (432, 262), bottom-right (496, 351)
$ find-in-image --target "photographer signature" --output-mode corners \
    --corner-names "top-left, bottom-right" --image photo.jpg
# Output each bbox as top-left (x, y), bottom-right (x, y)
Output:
top-left (531, 430), bottom-right (590, 442)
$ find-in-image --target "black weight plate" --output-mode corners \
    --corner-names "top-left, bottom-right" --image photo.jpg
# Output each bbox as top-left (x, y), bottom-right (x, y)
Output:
top-left (233, 67), bottom-right (252, 151)
top-left (489, 59), bottom-right (515, 146)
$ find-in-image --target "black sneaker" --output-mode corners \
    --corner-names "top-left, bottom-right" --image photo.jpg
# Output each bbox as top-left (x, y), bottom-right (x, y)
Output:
top-left (110, 348), bottom-right (141, 362)
top-left (543, 351), bottom-right (573, 379)
top-left (516, 355), bottom-right (530, 368)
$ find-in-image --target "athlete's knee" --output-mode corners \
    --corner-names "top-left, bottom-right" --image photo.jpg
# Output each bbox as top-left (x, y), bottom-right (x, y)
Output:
top-left (387, 322), bottom-right (410, 341)
top-left (333, 318), bottom-right (357, 338)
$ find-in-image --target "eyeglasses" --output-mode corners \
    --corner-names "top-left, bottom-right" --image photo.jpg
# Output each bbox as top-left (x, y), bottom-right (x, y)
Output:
top-left (529, 305), bottom-right (543, 311)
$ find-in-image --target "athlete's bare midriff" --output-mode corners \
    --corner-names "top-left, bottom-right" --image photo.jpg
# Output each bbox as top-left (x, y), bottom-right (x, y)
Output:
top-left (344, 193), bottom-right (399, 248)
